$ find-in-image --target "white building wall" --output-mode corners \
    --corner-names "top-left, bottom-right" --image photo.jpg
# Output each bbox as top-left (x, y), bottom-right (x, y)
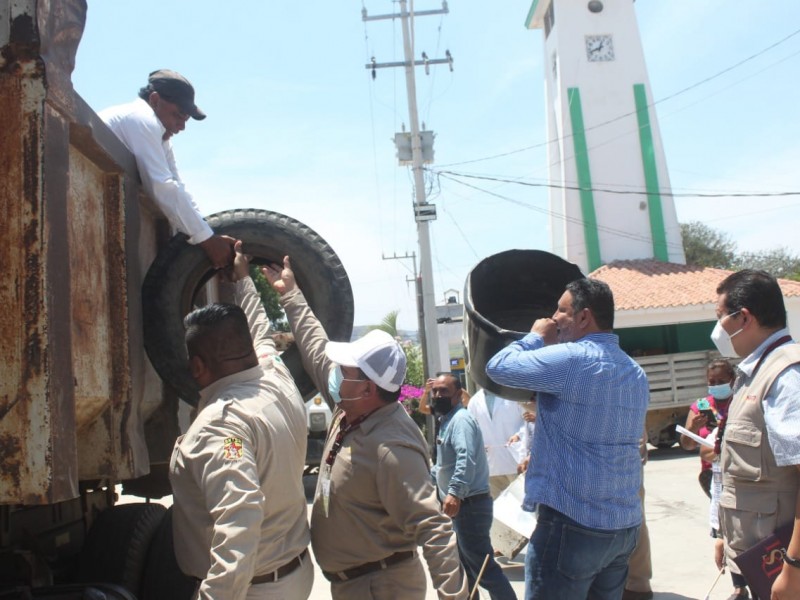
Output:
top-left (530, 0), bottom-right (685, 271)
top-left (614, 298), bottom-right (800, 338)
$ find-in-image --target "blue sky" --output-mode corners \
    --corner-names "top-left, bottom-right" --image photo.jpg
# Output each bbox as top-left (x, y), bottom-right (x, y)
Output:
top-left (73, 1), bottom-right (800, 331)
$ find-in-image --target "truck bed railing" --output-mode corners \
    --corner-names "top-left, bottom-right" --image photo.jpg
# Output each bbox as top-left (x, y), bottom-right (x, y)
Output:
top-left (634, 350), bottom-right (722, 408)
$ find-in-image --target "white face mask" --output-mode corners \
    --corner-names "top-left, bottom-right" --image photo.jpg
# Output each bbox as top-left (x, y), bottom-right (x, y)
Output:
top-left (710, 311), bottom-right (743, 357)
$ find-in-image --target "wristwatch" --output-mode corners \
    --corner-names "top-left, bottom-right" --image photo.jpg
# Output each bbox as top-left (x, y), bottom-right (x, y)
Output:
top-left (785, 553), bottom-right (800, 569)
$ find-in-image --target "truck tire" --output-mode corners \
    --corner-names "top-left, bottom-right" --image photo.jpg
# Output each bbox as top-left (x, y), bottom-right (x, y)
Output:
top-left (139, 507), bottom-right (196, 600)
top-left (77, 503), bottom-right (167, 597)
top-left (142, 209), bottom-right (354, 405)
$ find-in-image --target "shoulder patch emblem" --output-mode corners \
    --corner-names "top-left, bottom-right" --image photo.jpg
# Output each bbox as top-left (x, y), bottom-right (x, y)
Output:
top-left (223, 437), bottom-right (244, 460)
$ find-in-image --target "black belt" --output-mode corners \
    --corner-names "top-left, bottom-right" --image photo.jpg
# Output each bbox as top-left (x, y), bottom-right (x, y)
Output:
top-left (461, 492), bottom-right (491, 505)
top-left (251, 549), bottom-right (308, 584)
top-left (322, 550), bottom-right (416, 582)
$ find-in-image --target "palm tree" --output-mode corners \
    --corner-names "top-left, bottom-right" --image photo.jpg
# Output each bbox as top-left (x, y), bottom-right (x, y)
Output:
top-left (368, 310), bottom-right (400, 338)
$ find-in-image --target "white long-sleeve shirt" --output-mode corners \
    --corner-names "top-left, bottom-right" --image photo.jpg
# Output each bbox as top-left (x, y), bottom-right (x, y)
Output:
top-left (99, 98), bottom-right (213, 244)
top-left (467, 389), bottom-right (526, 477)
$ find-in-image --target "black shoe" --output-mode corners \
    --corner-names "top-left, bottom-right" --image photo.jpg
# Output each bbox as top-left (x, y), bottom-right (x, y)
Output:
top-left (622, 591), bottom-right (653, 600)
top-left (726, 590), bottom-right (749, 600)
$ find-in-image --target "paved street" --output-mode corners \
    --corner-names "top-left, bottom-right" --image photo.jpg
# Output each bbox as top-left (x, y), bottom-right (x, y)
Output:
top-left (125, 445), bottom-right (738, 599)
top-left (304, 446), bottom-right (740, 600)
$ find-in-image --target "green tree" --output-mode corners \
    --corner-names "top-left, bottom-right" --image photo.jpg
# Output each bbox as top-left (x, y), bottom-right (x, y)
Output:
top-left (368, 310), bottom-right (424, 386)
top-left (734, 248), bottom-right (800, 281)
top-left (681, 221), bottom-right (736, 269)
top-left (369, 310), bottom-right (400, 337)
top-left (401, 340), bottom-right (424, 387)
top-left (681, 221), bottom-right (800, 281)
top-left (250, 265), bottom-right (289, 332)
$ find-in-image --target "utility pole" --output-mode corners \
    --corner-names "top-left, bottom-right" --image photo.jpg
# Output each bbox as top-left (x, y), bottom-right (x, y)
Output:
top-left (382, 251), bottom-right (436, 450)
top-left (363, 1), bottom-right (452, 383)
top-left (382, 252), bottom-right (424, 357)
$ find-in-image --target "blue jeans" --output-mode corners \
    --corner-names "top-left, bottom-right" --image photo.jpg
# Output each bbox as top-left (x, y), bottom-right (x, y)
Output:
top-left (525, 505), bottom-right (639, 600)
top-left (452, 493), bottom-right (517, 600)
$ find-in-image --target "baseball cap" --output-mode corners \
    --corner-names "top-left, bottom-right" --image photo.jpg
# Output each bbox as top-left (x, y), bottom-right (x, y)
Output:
top-left (148, 69), bottom-right (206, 120)
top-left (325, 330), bottom-right (407, 392)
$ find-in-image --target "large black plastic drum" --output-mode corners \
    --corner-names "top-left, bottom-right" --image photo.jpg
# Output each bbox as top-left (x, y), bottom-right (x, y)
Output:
top-left (463, 249), bottom-right (583, 401)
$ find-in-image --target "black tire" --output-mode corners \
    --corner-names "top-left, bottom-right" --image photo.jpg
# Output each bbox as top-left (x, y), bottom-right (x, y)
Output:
top-left (142, 208), bottom-right (354, 405)
top-left (139, 507), bottom-right (196, 600)
top-left (656, 423), bottom-right (679, 449)
top-left (77, 503), bottom-right (167, 597)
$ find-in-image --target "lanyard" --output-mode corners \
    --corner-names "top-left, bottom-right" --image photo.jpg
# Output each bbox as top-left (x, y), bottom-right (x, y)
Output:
top-left (324, 409), bottom-right (376, 468)
top-left (752, 335), bottom-right (792, 377)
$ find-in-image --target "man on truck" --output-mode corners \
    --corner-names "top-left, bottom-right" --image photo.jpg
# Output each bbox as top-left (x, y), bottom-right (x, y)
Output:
top-left (99, 69), bottom-right (234, 268)
top-left (169, 242), bottom-right (312, 599)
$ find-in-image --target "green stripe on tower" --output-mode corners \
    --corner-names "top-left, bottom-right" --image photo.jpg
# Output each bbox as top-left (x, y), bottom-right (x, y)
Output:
top-left (525, 0), bottom-right (541, 28)
top-left (567, 88), bottom-right (601, 271)
top-left (633, 83), bottom-right (669, 261)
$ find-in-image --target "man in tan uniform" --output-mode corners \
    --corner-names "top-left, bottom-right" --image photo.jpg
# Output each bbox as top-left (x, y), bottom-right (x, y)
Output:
top-left (169, 243), bottom-right (312, 600)
top-left (714, 269), bottom-right (800, 599)
top-left (623, 435), bottom-right (653, 600)
top-left (263, 256), bottom-right (468, 600)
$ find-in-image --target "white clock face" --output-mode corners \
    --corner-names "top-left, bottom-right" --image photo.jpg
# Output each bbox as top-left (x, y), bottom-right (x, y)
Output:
top-left (585, 34), bottom-right (614, 62)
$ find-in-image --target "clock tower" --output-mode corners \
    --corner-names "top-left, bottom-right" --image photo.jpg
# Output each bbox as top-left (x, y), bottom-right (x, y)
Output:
top-left (526, 0), bottom-right (685, 273)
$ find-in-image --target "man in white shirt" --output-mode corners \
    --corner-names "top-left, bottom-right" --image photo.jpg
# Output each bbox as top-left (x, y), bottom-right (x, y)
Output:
top-left (467, 388), bottom-right (525, 498)
top-left (100, 69), bottom-right (234, 268)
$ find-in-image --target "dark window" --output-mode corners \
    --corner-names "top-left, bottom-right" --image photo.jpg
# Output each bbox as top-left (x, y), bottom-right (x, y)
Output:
top-left (544, 1), bottom-right (555, 38)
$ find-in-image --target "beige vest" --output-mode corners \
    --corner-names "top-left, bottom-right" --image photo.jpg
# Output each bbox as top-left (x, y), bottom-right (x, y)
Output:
top-left (719, 343), bottom-right (800, 569)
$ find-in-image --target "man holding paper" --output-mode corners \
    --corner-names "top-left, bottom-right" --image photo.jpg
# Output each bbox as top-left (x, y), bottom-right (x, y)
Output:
top-left (712, 269), bottom-right (800, 599)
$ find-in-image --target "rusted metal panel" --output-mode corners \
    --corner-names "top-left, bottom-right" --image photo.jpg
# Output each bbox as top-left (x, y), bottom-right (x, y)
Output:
top-left (67, 129), bottom-right (145, 482)
top-left (68, 147), bottom-right (114, 430)
top-left (0, 4), bottom-right (78, 505)
top-left (1, 0), bottom-right (157, 503)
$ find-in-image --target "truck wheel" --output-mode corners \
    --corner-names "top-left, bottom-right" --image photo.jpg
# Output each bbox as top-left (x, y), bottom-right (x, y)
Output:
top-left (139, 507), bottom-right (196, 600)
top-left (142, 209), bottom-right (354, 405)
top-left (655, 423), bottom-right (679, 449)
top-left (78, 503), bottom-right (167, 597)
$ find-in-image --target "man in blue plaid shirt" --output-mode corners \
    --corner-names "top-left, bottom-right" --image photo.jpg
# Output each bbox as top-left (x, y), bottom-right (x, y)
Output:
top-left (487, 278), bottom-right (648, 600)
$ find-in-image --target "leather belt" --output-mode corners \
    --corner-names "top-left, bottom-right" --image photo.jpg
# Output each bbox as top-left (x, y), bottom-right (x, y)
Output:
top-left (251, 549), bottom-right (308, 584)
top-left (322, 550), bottom-right (416, 582)
top-left (461, 492), bottom-right (490, 505)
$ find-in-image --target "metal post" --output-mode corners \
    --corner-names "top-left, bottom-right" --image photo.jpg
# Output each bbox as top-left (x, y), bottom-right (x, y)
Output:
top-left (397, 0), bottom-right (442, 381)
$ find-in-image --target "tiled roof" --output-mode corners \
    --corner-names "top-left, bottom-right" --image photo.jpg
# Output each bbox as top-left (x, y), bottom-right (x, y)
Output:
top-left (588, 260), bottom-right (800, 311)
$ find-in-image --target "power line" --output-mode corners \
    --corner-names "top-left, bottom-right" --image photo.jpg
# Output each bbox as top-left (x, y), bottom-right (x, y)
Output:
top-left (437, 27), bottom-right (800, 168)
top-left (432, 169), bottom-right (800, 199)
top-left (434, 171), bottom-right (686, 250)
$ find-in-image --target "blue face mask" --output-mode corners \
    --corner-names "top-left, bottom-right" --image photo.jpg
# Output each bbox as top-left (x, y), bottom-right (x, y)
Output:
top-left (708, 382), bottom-right (733, 400)
top-left (328, 366), bottom-right (344, 405)
top-left (327, 366), bottom-right (366, 404)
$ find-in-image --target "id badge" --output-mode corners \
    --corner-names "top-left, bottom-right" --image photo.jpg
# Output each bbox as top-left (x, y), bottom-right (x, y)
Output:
top-left (319, 463), bottom-right (332, 518)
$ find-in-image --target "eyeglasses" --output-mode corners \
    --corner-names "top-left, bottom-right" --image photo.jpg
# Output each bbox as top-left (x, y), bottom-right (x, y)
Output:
top-left (716, 309), bottom-right (741, 322)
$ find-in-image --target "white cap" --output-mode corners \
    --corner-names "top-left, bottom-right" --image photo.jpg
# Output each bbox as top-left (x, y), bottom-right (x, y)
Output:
top-left (325, 330), bottom-right (407, 392)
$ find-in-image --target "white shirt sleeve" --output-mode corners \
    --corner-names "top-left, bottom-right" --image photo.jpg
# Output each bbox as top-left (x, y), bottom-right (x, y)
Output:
top-left (100, 100), bottom-right (214, 244)
top-left (763, 364), bottom-right (800, 466)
